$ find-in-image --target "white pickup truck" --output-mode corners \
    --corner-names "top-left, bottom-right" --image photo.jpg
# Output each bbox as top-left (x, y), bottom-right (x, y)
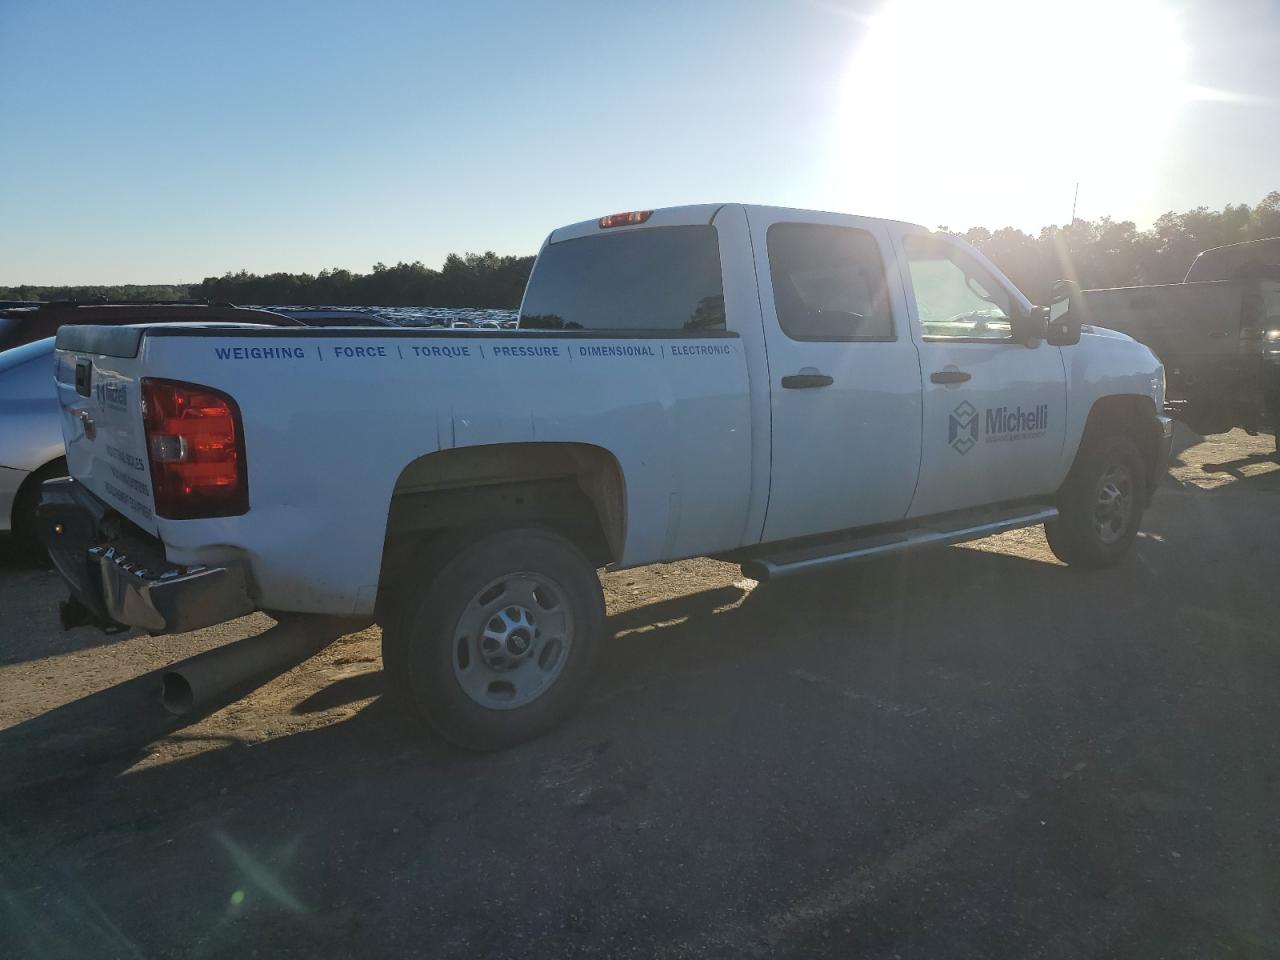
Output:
top-left (42, 204), bottom-right (1172, 749)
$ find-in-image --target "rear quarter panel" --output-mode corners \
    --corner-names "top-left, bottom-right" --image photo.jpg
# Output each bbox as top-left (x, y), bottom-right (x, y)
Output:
top-left (0, 348), bottom-right (64, 473)
top-left (139, 330), bottom-right (752, 615)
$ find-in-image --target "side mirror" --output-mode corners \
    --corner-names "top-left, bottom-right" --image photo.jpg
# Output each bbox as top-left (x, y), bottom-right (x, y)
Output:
top-left (1010, 303), bottom-right (1050, 345)
top-left (1046, 279), bottom-right (1083, 346)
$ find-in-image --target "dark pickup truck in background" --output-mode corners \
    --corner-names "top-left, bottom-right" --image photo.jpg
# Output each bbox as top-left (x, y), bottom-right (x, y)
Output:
top-left (1080, 237), bottom-right (1280, 448)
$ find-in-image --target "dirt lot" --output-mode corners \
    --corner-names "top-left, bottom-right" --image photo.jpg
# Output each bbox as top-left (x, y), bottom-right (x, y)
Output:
top-left (2, 426), bottom-right (1278, 959)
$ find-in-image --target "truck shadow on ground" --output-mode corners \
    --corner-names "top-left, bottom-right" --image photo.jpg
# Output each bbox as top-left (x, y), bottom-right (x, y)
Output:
top-left (0, 617), bottom-right (360, 798)
top-left (0, 547), bottom-right (144, 667)
top-left (0, 543), bottom-right (1081, 810)
top-left (1199, 450), bottom-right (1280, 478)
top-left (4, 457), bottom-right (1269, 809)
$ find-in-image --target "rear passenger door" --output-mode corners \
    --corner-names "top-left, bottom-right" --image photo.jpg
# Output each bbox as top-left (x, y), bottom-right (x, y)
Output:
top-left (749, 210), bottom-right (924, 543)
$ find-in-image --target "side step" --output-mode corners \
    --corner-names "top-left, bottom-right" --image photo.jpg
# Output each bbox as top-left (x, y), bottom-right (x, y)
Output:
top-left (741, 505), bottom-right (1058, 582)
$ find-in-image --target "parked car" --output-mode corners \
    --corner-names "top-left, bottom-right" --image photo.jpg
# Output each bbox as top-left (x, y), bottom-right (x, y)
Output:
top-left (1, 305), bottom-right (304, 551)
top-left (1080, 237), bottom-right (1280, 446)
top-left (0, 338), bottom-right (62, 549)
top-left (270, 308), bottom-right (397, 327)
top-left (0, 301), bottom-right (305, 354)
top-left (41, 203), bottom-right (1171, 749)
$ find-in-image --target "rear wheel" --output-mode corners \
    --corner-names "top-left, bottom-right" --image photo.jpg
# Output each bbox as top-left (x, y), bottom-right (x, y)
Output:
top-left (1045, 436), bottom-right (1146, 569)
top-left (382, 527), bottom-right (604, 751)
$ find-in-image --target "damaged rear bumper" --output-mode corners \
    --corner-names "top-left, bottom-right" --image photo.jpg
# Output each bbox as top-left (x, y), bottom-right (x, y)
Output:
top-left (38, 478), bottom-right (254, 634)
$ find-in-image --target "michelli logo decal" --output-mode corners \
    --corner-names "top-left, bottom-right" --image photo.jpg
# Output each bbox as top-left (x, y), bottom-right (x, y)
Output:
top-left (950, 402), bottom-right (1049, 454)
top-left (949, 401), bottom-right (979, 454)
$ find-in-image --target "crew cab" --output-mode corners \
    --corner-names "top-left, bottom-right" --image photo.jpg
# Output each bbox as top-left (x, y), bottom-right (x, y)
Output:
top-left (41, 204), bottom-right (1172, 749)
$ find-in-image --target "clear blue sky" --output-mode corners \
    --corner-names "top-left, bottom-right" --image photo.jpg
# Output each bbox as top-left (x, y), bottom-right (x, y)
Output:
top-left (2, 0), bottom-right (1277, 284)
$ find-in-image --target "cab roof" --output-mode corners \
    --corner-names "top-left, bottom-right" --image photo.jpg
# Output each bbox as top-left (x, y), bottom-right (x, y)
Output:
top-left (546, 203), bottom-right (927, 245)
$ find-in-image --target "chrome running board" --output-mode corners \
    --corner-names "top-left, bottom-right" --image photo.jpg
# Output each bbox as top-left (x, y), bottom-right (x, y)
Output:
top-left (741, 505), bottom-right (1058, 582)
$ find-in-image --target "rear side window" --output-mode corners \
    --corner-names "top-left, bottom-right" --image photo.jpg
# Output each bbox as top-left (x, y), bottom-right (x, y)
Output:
top-left (520, 226), bottom-right (725, 332)
top-left (767, 223), bottom-right (894, 341)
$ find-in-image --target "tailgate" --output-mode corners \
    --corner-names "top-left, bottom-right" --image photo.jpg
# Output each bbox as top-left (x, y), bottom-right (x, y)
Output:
top-left (54, 325), bottom-right (158, 533)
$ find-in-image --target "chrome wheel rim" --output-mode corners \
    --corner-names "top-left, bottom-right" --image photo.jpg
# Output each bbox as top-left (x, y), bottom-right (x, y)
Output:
top-left (452, 572), bottom-right (573, 710)
top-left (1093, 463), bottom-right (1134, 545)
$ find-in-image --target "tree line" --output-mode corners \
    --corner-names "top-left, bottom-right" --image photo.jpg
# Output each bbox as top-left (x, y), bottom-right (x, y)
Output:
top-left (949, 190), bottom-right (1280, 302)
top-left (189, 251), bottom-right (536, 308)
top-left (4, 192), bottom-right (1277, 308)
top-left (0, 283), bottom-right (191, 303)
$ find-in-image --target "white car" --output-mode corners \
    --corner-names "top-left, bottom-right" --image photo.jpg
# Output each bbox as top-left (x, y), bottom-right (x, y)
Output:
top-left (44, 203), bottom-right (1172, 748)
top-left (0, 337), bottom-right (64, 549)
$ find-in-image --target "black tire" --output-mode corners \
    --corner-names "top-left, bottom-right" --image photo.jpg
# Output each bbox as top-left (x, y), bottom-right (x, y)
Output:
top-left (1044, 435), bottom-right (1146, 569)
top-left (9, 459), bottom-right (68, 558)
top-left (382, 526), bottom-right (604, 752)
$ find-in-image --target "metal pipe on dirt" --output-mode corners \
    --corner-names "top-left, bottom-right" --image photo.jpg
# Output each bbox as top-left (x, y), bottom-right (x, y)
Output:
top-left (159, 614), bottom-right (367, 716)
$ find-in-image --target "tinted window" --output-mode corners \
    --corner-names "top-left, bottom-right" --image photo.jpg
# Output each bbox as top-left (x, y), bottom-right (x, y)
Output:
top-left (766, 223), bottom-right (894, 340)
top-left (519, 226), bottom-right (725, 332)
top-left (904, 236), bottom-right (1012, 341)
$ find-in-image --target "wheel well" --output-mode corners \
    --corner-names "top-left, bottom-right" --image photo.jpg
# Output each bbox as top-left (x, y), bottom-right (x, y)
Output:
top-left (1077, 395), bottom-right (1162, 495)
top-left (376, 443), bottom-right (624, 615)
top-left (10, 457), bottom-right (68, 528)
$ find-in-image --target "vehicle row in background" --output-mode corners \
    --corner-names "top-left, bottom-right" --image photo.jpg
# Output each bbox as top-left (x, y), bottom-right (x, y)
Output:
top-left (0, 301), bottom-right (306, 353)
top-left (268, 308), bottom-right (395, 327)
top-left (1080, 237), bottom-right (1280, 448)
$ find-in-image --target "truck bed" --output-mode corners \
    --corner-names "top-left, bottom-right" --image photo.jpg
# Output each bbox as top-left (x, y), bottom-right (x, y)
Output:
top-left (54, 323), bottom-right (755, 615)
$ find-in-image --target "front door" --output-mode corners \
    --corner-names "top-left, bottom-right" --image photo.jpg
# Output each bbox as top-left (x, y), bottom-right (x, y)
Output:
top-left (895, 232), bottom-right (1067, 517)
top-left (750, 209), bottom-right (924, 543)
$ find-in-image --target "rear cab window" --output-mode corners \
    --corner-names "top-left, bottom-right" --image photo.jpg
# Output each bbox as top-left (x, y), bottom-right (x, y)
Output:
top-left (519, 226), bottom-right (725, 333)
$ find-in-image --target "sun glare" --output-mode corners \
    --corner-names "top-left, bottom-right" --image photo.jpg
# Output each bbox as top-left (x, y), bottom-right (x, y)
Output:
top-left (830, 0), bottom-right (1189, 229)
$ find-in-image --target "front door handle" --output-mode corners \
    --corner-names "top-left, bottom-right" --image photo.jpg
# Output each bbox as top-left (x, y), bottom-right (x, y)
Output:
top-left (930, 370), bottom-right (972, 384)
top-left (782, 373), bottom-right (834, 389)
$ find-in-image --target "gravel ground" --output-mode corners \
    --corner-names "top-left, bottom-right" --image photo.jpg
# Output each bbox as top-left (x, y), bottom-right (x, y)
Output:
top-left (1, 426), bottom-right (1278, 959)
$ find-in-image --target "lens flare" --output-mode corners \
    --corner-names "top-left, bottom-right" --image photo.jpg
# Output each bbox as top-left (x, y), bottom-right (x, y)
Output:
top-left (829, 0), bottom-right (1189, 228)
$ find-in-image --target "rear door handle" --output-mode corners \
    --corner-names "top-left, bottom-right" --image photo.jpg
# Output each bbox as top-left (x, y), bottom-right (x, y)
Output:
top-left (782, 373), bottom-right (834, 389)
top-left (930, 370), bottom-right (972, 384)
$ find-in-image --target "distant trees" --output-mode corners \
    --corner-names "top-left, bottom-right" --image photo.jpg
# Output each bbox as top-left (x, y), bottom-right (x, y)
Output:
top-left (947, 190), bottom-right (1280, 302)
top-left (0, 283), bottom-right (191, 303)
top-left (189, 252), bottom-right (536, 308)
top-left (6, 193), bottom-right (1279, 308)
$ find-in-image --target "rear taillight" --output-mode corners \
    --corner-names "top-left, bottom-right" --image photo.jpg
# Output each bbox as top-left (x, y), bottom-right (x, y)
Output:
top-left (141, 378), bottom-right (248, 519)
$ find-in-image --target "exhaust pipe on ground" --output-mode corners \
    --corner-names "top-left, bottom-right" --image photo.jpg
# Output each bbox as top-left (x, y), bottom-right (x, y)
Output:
top-left (159, 614), bottom-right (368, 716)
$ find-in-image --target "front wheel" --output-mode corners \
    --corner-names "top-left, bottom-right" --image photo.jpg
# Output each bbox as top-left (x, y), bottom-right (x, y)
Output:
top-left (382, 527), bottom-right (604, 751)
top-left (1044, 436), bottom-right (1147, 569)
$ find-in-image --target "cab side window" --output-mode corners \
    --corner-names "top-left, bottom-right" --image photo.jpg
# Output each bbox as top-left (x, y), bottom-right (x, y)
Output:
top-left (767, 223), bottom-right (894, 341)
top-left (904, 236), bottom-right (1013, 341)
